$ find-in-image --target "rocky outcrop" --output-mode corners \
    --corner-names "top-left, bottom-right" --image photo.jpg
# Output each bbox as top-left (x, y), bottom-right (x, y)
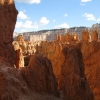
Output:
top-left (56, 33), bottom-right (79, 43)
top-left (36, 41), bottom-right (65, 80)
top-left (91, 30), bottom-right (98, 41)
top-left (59, 47), bottom-right (94, 100)
top-left (0, 54), bottom-right (60, 100)
top-left (22, 54), bottom-right (59, 97)
top-left (0, 0), bottom-right (18, 66)
top-left (82, 30), bottom-right (91, 42)
top-left (35, 41), bottom-right (100, 100)
top-left (0, 61), bottom-right (29, 100)
top-left (14, 24), bottom-right (100, 42)
top-left (0, 1), bottom-right (61, 100)
top-left (81, 42), bottom-right (100, 100)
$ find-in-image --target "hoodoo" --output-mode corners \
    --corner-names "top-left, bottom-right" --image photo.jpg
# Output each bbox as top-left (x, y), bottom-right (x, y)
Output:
top-left (0, 0), bottom-right (18, 66)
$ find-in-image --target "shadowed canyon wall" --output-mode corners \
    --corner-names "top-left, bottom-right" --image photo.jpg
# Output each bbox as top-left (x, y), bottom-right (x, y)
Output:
top-left (59, 47), bottom-right (94, 100)
top-left (0, 0), bottom-right (18, 66)
top-left (0, 55), bottom-right (60, 100)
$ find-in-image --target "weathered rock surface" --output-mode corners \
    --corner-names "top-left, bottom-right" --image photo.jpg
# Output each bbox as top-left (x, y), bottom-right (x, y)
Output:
top-left (0, 0), bottom-right (97, 100)
top-left (81, 42), bottom-right (100, 100)
top-left (36, 41), bottom-right (100, 100)
top-left (91, 30), bottom-right (98, 41)
top-left (82, 30), bottom-right (91, 42)
top-left (0, 54), bottom-right (60, 100)
top-left (37, 41), bottom-right (100, 100)
top-left (0, 61), bottom-right (29, 100)
top-left (36, 41), bottom-right (65, 80)
top-left (59, 47), bottom-right (94, 100)
top-left (0, 0), bottom-right (18, 66)
top-left (22, 54), bottom-right (59, 97)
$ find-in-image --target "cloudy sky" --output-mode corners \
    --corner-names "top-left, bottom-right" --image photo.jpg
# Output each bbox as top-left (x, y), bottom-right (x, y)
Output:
top-left (14, 0), bottom-right (100, 32)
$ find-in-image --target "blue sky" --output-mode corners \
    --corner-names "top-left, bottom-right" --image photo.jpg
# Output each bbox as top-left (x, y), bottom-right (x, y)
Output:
top-left (14, 0), bottom-right (100, 32)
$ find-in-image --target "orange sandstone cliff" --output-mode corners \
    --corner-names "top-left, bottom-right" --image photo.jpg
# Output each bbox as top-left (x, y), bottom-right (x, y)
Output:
top-left (35, 40), bottom-right (100, 100)
top-left (81, 42), bottom-right (100, 100)
top-left (0, 0), bottom-right (18, 66)
top-left (59, 47), bottom-right (94, 100)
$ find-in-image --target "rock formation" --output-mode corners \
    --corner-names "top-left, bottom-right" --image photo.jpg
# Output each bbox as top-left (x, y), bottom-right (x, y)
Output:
top-left (91, 30), bottom-right (98, 41)
top-left (36, 41), bottom-right (65, 80)
top-left (12, 29), bottom-right (100, 100)
top-left (34, 41), bottom-right (100, 99)
top-left (0, 1), bottom-right (61, 100)
top-left (56, 33), bottom-right (79, 43)
top-left (13, 41), bottom-right (24, 68)
top-left (0, 0), bottom-right (18, 66)
top-left (59, 47), bottom-right (94, 100)
top-left (82, 30), bottom-right (91, 42)
top-left (22, 54), bottom-right (60, 97)
top-left (0, 0), bottom-right (97, 100)
top-left (56, 34), bottom-right (61, 42)
top-left (81, 42), bottom-right (100, 100)
top-left (0, 57), bottom-right (61, 100)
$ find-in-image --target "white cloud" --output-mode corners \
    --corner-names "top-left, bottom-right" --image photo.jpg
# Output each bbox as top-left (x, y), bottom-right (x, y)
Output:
top-left (97, 18), bottom-right (100, 22)
top-left (81, 0), bottom-right (92, 2)
top-left (35, 17), bottom-right (50, 26)
top-left (64, 14), bottom-right (68, 17)
top-left (15, 17), bottom-right (50, 30)
top-left (18, 11), bottom-right (28, 19)
top-left (23, 20), bottom-right (36, 29)
top-left (53, 20), bottom-right (56, 22)
top-left (15, 20), bottom-right (38, 29)
top-left (15, 0), bottom-right (40, 4)
top-left (54, 23), bottom-right (69, 29)
top-left (83, 13), bottom-right (96, 20)
top-left (21, 29), bottom-right (26, 32)
top-left (39, 17), bottom-right (49, 25)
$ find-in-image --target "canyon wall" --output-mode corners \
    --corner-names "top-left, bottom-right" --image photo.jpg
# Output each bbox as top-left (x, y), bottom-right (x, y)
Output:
top-left (22, 54), bottom-right (59, 97)
top-left (0, 1), bottom-right (61, 100)
top-left (35, 40), bottom-right (100, 100)
top-left (59, 47), bottom-right (94, 100)
top-left (0, 55), bottom-right (61, 100)
top-left (81, 42), bottom-right (100, 100)
top-left (14, 23), bottom-right (100, 42)
top-left (0, 0), bottom-right (98, 100)
top-left (13, 27), bottom-right (100, 100)
top-left (0, 0), bottom-right (18, 66)
top-left (36, 41), bottom-right (65, 80)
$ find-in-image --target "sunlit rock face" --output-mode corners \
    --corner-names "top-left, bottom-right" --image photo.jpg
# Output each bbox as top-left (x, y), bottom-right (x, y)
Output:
top-left (82, 30), bottom-right (91, 42)
top-left (81, 42), bottom-right (100, 100)
top-left (35, 40), bottom-right (100, 100)
top-left (0, 0), bottom-right (18, 66)
top-left (91, 30), bottom-right (98, 41)
top-left (36, 41), bottom-right (65, 81)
